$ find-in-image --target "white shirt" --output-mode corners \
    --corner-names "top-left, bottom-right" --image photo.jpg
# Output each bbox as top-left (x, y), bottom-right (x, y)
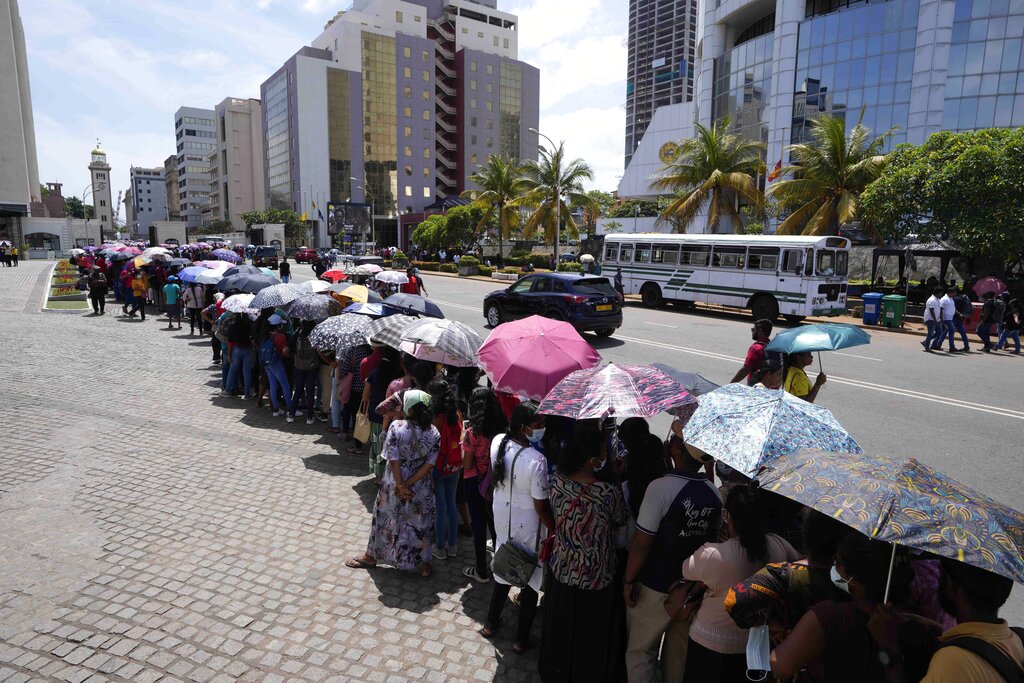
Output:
top-left (939, 294), bottom-right (956, 321)
top-left (490, 436), bottom-right (549, 591)
top-left (925, 295), bottom-right (942, 322)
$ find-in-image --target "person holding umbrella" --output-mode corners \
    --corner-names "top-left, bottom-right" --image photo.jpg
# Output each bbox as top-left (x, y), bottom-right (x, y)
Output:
top-left (783, 352), bottom-right (827, 402)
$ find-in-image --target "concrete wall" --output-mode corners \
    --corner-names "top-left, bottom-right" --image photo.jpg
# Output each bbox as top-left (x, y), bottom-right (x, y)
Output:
top-left (0, 0), bottom-right (39, 211)
top-left (215, 98), bottom-right (266, 232)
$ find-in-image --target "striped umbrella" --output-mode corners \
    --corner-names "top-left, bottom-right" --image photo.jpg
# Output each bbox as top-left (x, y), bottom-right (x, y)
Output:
top-left (364, 314), bottom-right (419, 348)
top-left (398, 318), bottom-right (483, 367)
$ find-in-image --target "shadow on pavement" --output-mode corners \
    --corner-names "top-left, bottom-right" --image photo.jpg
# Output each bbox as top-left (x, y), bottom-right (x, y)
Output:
top-left (589, 336), bottom-right (626, 351)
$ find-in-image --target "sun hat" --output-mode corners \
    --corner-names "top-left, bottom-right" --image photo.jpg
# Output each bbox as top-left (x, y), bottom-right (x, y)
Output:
top-left (403, 389), bottom-right (431, 414)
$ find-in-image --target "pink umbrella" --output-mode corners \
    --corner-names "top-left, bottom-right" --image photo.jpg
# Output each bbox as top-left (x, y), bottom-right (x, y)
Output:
top-left (124, 246), bottom-right (143, 255)
top-left (537, 363), bottom-right (696, 420)
top-left (197, 260), bottom-right (231, 270)
top-left (973, 276), bottom-right (1006, 298)
top-left (477, 315), bottom-right (601, 402)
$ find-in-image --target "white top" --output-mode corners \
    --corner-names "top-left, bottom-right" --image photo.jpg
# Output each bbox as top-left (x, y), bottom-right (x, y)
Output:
top-left (939, 294), bottom-right (956, 320)
top-left (925, 295), bottom-right (942, 322)
top-left (490, 436), bottom-right (550, 591)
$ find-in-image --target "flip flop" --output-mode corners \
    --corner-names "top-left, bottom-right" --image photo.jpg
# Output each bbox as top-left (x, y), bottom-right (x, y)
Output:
top-left (345, 557), bottom-right (376, 570)
top-left (512, 638), bottom-right (538, 655)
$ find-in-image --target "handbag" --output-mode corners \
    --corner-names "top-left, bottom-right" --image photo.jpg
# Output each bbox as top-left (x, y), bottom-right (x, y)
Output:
top-left (490, 445), bottom-right (538, 588)
top-left (538, 481), bottom-right (594, 564)
top-left (664, 579), bottom-right (706, 623)
top-left (353, 401), bottom-right (372, 443)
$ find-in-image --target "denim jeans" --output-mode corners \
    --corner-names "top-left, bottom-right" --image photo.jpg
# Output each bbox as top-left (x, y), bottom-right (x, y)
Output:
top-left (226, 346), bottom-right (253, 396)
top-left (434, 469), bottom-right (460, 549)
top-left (952, 317), bottom-right (970, 348)
top-left (977, 322), bottom-right (993, 349)
top-left (265, 361), bottom-right (295, 413)
top-left (923, 320), bottom-right (938, 348)
top-left (995, 329), bottom-right (1021, 352)
top-left (292, 367), bottom-right (318, 417)
top-left (933, 320), bottom-right (956, 349)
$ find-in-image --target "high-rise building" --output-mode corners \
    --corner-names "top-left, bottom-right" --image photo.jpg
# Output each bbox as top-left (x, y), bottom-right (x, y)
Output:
top-left (620, 0), bottom-right (1024, 229)
top-left (163, 154), bottom-right (181, 221)
top-left (624, 0), bottom-right (699, 169)
top-left (260, 0), bottom-right (539, 249)
top-left (0, 0), bottom-right (40, 247)
top-left (128, 166), bottom-right (168, 233)
top-left (88, 143), bottom-right (114, 242)
top-left (209, 97), bottom-right (266, 232)
top-left (173, 106), bottom-right (217, 229)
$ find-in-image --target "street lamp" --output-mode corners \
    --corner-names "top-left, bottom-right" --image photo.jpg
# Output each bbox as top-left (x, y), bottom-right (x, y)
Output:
top-left (528, 127), bottom-right (561, 262)
top-left (350, 176), bottom-right (376, 253)
top-left (80, 183), bottom-right (99, 247)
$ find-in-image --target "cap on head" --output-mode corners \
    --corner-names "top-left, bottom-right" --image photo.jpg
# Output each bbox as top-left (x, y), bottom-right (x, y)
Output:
top-left (403, 389), bottom-right (431, 414)
top-left (168, 276), bottom-right (178, 282)
top-left (268, 314), bottom-right (285, 326)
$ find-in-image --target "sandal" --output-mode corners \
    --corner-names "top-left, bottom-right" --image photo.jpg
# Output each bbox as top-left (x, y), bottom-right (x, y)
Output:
top-left (479, 624), bottom-right (498, 639)
top-left (512, 638), bottom-right (538, 655)
top-left (345, 556), bottom-right (376, 570)
top-left (420, 563), bottom-right (432, 578)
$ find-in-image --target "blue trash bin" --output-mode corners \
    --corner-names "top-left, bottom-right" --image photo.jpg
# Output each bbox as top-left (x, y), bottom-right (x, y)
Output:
top-left (862, 292), bottom-right (883, 325)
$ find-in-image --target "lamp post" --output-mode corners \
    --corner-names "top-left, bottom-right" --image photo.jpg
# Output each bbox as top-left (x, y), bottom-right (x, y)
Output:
top-left (528, 127), bottom-right (561, 263)
top-left (81, 183), bottom-right (98, 247)
top-left (351, 177), bottom-right (375, 254)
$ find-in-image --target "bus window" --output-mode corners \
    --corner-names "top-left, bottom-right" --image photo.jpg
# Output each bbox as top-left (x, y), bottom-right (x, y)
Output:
top-left (662, 245), bottom-right (680, 265)
top-left (805, 248), bottom-right (814, 276)
top-left (620, 244), bottom-right (634, 262)
top-left (681, 244), bottom-right (710, 266)
top-left (817, 250), bottom-right (837, 276)
top-left (604, 243), bottom-right (619, 262)
top-left (651, 245), bottom-right (664, 263)
top-left (836, 250), bottom-right (849, 276)
top-left (712, 246), bottom-right (746, 269)
top-left (636, 243), bottom-right (652, 263)
top-left (747, 247), bottom-right (780, 271)
top-left (784, 249), bottom-right (802, 274)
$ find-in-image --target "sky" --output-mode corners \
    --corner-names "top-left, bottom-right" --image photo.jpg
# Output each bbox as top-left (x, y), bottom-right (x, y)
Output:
top-left (20, 0), bottom-right (627, 213)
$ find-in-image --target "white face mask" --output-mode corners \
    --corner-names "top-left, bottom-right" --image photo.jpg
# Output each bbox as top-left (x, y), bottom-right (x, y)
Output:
top-left (527, 427), bottom-right (545, 444)
top-left (745, 624), bottom-right (771, 681)
top-left (593, 457), bottom-right (607, 473)
top-left (830, 565), bottom-right (851, 594)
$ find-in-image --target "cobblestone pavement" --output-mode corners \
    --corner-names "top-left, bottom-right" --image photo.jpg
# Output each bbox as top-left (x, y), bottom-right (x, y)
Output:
top-left (0, 263), bottom-right (540, 682)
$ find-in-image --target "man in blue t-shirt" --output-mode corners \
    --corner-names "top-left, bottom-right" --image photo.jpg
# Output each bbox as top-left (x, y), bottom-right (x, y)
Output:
top-left (622, 431), bottom-right (723, 683)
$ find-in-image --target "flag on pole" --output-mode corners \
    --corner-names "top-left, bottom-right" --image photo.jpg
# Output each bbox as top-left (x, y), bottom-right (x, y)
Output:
top-left (318, 209), bottom-right (325, 221)
top-left (767, 160), bottom-right (783, 181)
top-left (300, 211), bottom-right (308, 221)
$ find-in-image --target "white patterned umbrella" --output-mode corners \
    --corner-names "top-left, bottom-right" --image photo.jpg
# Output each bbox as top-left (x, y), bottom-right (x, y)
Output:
top-left (310, 314), bottom-right (372, 353)
top-left (364, 314), bottom-right (419, 348)
top-left (300, 279), bottom-right (331, 294)
top-left (222, 293), bottom-right (255, 313)
top-left (398, 318), bottom-right (483, 367)
top-left (250, 282), bottom-right (306, 309)
top-left (375, 271), bottom-right (409, 285)
top-left (195, 270), bottom-right (223, 285)
top-left (285, 294), bottom-right (343, 321)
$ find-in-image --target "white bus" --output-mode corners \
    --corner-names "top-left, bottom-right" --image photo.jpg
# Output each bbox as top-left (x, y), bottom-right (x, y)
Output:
top-left (603, 233), bottom-right (851, 321)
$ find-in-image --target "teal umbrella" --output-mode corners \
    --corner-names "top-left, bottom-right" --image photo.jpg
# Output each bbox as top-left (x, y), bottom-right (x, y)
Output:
top-left (766, 323), bottom-right (871, 370)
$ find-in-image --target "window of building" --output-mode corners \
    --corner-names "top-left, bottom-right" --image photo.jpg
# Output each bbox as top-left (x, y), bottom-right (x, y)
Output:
top-left (422, 50), bottom-right (429, 62)
top-left (503, 38), bottom-right (509, 49)
top-left (494, 36), bottom-right (499, 46)
top-left (101, 214), bottom-right (107, 222)
top-left (486, 118), bottom-right (494, 130)
top-left (486, 82), bottom-right (493, 93)
top-left (470, 98), bottom-right (477, 109)
top-left (423, 187), bottom-right (431, 198)
top-left (405, 186), bottom-right (412, 197)
top-left (470, 80), bottom-right (477, 90)
top-left (99, 200), bottom-right (106, 207)
top-left (404, 106), bottom-right (412, 117)
top-left (404, 86), bottom-right (412, 97)
top-left (414, 15), bottom-right (421, 22)
top-left (486, 64), bottom-right (494, 75)
top-left (470, 116), bottom-right (478, 127)
top-left (471, 61), bottom-right (477, 72)
top-left (405, 166), bottom-right (412, 176)
top-left (470, 153), bottom-right (478, 164)
top-left (396, 10), bottom-right (403, 22)
top-left (404, 126), bottom-right (413, 136)
top-left (422, 110), bottom-right (430, 120)
top-left (405, 146), bottom-right (412, 157)
top-left (403, 47), bottom-right (412, 59)
top-left (404, 66), bottom-right (412, 78)
top-left (422, 89), bottom-right (430, 101)
top-left (462, 27), bottom-right (468, 34)
top-left (422, 70), bottom-right (430, 81)
top-left (486, 101), bottom-right (493, 111)
top-left (471, 134), bottom-right (478, 145)
top-left (423, 148), bottom-right (431, 159)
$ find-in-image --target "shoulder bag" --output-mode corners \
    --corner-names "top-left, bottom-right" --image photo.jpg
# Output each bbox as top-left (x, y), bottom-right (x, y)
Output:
top-left (490, 444), bottom-right (538, 588)
top-left (538, 481), bottom-right (594, 564)
top-left (664, 579), bottom-right (706, 623)
top-left (353, 401), bottom-right (372, 443)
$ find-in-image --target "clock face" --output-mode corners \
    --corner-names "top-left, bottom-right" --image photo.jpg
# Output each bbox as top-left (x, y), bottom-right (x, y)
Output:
top-left (659, 142), bottom-right (680, 165)
top-left (95, 182), bottom-right (106, 191)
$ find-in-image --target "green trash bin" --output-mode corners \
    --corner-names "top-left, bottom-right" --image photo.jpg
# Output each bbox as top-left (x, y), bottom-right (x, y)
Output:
top-left (881, 294), bottom-right (907, 328)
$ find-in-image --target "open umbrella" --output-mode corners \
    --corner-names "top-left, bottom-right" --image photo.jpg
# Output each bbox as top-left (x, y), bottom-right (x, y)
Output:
top-left (123, 246), bottom-right (143, 256)
top-left (195, 270), bottom-right (223, 285)
top-left (364, 314), bottom-right (419, 348)
top-left (250, 282), bottom-right (305, 309)
top-left (375, 271), bottom-right (409, 285)
top-left (164, 257), bottom-right (192, 268)
top-left (199, 260), bottom-right (232, 271)
top-left (300, 279), bottom-right (331, 294)
top-left (973, 276), bottom-right (1006, 298)
top-left (537, 363), bottom-right (696, 420)
top-left (684, 383), bottom-right (863, 477)
top-left (132, 255), bottom-right (152, 268)
top-left (285, 294), bottom-right (343, 321)
top-left (330, 284), bottom-right (383, 304)
top-left (212, 248), bottom-right (241, 263)
top-left (758, 448), bottom-right (1024, 587)
top-left (142, 246), bottom-right (171, 260)
top-left (398, 318), bottom-right (483, 367)
top-left (216, 273), bottom-right (279, 294)
top-left (650, 364), bottom-right (720, 397)
top-left (321, 269), bottom-right (349, 283)
top-left (222, 264), bottom-right (261, 277)
top-left (108, 252), bottom-right (134, 262)
top-left (222, 293), bottom-right (255, 312)
top-left (478, 315), bottom-right (601, 401)
top-left (766, 323), bottom-right (871, 356)
top-left (344, 302), bottom-right (390, 317)
top-left (356, 264), bottom-right (384, 275)
top-left (310, 314), bottom-right (372, 353)
top-left (383, 293), bottom-right (443, 318)
top-left (178, 266), bottom-right (206, 284)
top-left (68, 248), bottom-right (85, 257)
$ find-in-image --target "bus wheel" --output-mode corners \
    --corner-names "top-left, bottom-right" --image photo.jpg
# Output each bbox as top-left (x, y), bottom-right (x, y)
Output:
top-left (749, 294), bottom-right (779, 322)
top-left (640, 283), bottom-right (662, 308)
top-left (784, 314), bottom-right (805, 324)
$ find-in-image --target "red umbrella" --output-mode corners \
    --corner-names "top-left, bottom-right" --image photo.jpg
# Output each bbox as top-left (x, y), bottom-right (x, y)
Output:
top-left (478, 315), bottom-right (601, 402)
top-left (973, 276), bottom-right (1006, 298)
top-left (321, 269), bottom-right (349, 283)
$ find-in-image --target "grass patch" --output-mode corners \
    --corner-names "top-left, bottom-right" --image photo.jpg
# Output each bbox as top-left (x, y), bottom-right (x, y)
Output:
top-left (46, 300), bottom-right (89, 310)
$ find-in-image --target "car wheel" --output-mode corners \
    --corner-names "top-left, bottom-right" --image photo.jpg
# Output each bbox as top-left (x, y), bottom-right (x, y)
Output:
top-left (595, 328), bottom-right (614, 338)
top-left (640, 283), bottom-right (662, 308)
top-left (485, 304), bottom-right (502, 327)
top-left (750, 294), bottom-right (779, 322)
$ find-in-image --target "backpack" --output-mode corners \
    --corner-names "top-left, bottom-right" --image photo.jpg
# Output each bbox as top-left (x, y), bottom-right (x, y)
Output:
top-left (436, 419), bottom-right (464, 473)
top-left (294, 335), bottom-right (319, 371)
top-left (982, 299), bottom-right (997, 324)
top-left (259, 336), bottom-right (281, 367)
top-left (224, 314), bottom-right (248, 345)
top-left (939, 627), bottom-right (1024, 683)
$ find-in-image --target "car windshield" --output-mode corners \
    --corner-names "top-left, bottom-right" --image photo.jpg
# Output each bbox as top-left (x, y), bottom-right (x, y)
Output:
top-left (572, 278), bottom-right (616, 297)
top-left (255, 247), bottom-right (276, 256)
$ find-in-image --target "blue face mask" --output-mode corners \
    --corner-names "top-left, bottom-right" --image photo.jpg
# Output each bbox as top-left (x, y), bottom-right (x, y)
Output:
top-left (527, 427), bottom-right (545, 445)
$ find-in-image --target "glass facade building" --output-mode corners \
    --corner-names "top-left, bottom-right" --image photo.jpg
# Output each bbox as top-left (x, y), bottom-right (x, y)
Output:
top-left (499, 61), bottom-right (522, 159)
top-left (264, 72), bottom-right (291, 210)
top-left (713, 33), bottom-right (774, 144)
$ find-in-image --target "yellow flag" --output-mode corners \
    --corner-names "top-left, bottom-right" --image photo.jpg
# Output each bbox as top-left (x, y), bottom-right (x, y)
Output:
top-left (300, 212), bottom-right (308, 221)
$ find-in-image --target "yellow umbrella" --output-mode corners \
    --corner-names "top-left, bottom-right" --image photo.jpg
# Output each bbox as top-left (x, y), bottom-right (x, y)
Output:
top-left (334, 284), bottom-right (371, 303)
top-left (133, 255), bottom-right (152, 268)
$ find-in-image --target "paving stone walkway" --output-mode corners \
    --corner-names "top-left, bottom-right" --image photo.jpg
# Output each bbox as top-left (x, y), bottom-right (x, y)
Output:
top-left (0, 262), bottom-right (540, 682)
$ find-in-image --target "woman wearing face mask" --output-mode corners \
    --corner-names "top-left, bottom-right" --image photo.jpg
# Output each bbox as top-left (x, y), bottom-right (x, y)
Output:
top-left (769, 532), bottom-right (932, 682)
top-left (480, 402), bottom-right (555, 654)
top-left (538, 420), bottom-right (628, 682)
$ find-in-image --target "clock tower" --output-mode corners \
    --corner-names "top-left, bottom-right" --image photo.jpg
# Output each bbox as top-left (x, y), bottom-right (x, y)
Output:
top-left (88, 141), bottom-right (113, 242)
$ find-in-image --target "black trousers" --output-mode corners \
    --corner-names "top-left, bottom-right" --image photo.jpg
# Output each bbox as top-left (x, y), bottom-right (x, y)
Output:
top-left (211, 335), bottom-right (221, 362)
top-left (486, 583), bottom-right (538, 644)
top-left (187, 307), bottom-right (202, 333)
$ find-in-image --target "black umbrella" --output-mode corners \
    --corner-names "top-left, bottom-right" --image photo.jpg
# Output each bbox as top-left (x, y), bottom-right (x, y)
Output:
top-left (216, 273), bottom-right (280, 294)
top-left (165, 257), bottom-right (192, 268)
top-left (222, 264), bottom-right (263, 278)
top-left (108, 252), bottom-right (134, 262)
top-left (285, 294), bottom-right (343, 321)
top-left (650, 364), bottom-right (721, 397)
top-left (383, 293), bottom-right (444, 319)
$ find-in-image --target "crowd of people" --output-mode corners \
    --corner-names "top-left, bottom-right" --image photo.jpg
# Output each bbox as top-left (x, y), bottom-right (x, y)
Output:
top-left (72, 247), bottom-right (1023, 683)
top-left (922, 286), bottom-right (1022, 354)
top-left (0, 242), bottom-right (19, 266)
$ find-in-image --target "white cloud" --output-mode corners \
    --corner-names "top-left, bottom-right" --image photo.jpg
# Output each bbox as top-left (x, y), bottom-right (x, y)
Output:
top-left (541, 106), bottom-right (626, 193)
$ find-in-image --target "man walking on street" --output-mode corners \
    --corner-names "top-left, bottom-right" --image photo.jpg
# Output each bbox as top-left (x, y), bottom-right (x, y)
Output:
top-left (952, 286), bottom-right (972, 352)
top-left (164, 275), bottom-right (182, 330)
top-left (279, 257), bottom-right (291, 283)
top-left (11, 246), bottom-right (18, 266)
top-left (732, 319), bottom-right (773, 383)
top-left (923, 287), bottom-right (943, 352)
top-left (978, 292), bottom-right (997, 352)
top-left (933, 286), bottom-right (960, 352)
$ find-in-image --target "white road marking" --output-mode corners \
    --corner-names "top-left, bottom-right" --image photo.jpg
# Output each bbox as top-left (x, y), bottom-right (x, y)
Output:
top-left (431, 298), bottom-right (481, 313)
top-left (645, 322), bottom-right (677, 328)
top-left (833, 352), bottom-right (883, 362)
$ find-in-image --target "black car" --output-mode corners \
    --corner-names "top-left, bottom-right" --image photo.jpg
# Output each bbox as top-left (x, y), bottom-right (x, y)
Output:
top-left (252, 245), bottom-right (279, 269)
top-left (483, 273), bottom-right (623, 337)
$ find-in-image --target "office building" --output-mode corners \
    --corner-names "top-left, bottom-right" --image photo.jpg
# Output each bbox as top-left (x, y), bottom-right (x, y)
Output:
top-left (619, 0), bottom-right (1024, 225)
top-left (624, 0), bottom-right (699, 169)
top-left (207, 97), bottom-right (266, 232)
top-left (260, 0), bottom-right (539, 248)
top-left (173, 106), bottom-right (217, 229)
top-left (0, 0), bottom-right (40, 248)
top-left (128, 166), bottom-right (168, 233)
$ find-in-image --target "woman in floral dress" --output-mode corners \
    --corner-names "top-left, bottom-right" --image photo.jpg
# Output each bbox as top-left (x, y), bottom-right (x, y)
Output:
top-left (346, 390), bottom-right (440, 578)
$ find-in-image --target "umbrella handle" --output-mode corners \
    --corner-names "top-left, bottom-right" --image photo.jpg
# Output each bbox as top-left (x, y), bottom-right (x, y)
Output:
top-left (882, 543), bottom-right (897, 604)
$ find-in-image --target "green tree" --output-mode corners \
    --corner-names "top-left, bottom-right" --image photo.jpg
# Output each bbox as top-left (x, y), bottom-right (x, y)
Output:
top-left (412, 214), bottom-right (448, 252)
top-left (240, 208), bottom-right (309, 243)
top-left (602, 220), bottom-right (623, 234)
top-left (516, 141), bottom-right (596, 257)
top-left (608, 198), bottom-right (661, 219)
top-left (444, 205), bottom-right (487, 250)
top-left (64, 196), bottom-right (94, 219)
top-left (860, 127), bottom-right (1024, 262)
top-left (573, 189), bottom-right (617, 234)
top-left (770, 114), bottom-right (892, 236)
top-left (207, 219), bottom-right (234, 233)
top-left (653, 118), bottom-right (765, 233)
top-left (462, 155), bottom-right (526, 265)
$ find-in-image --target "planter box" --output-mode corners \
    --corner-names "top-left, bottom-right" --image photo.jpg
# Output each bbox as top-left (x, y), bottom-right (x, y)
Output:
top-left (457, 265), bottom-right (479, 277)
top-left (491, 272), bottom-right (518, 282)
top-left (393, 259), bottom-right (409, 268)
top-left (48, 293), bottom-right (88, 302)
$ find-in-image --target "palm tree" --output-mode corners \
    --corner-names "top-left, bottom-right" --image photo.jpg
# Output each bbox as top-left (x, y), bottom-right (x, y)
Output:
top-left (516, 142), bottom-right (596, 260)
top-left (462, 155), bottom-right (526, 267)
top-left (653, 117), bottom-right (766, 233)
top-left (769, 114), bottom-right (892, 235)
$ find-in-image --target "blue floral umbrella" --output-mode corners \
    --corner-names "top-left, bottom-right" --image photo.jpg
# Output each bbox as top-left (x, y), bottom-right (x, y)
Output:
top-left (684, 383), bottom-right (863, 477)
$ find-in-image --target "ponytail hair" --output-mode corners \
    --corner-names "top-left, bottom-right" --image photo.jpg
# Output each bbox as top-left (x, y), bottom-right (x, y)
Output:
top-left (406, 401), bottom-right (434, 431)
top-left (724, 485), bottom-right (769, 565)
top-left (493, 401), bottom-right (538, 488)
